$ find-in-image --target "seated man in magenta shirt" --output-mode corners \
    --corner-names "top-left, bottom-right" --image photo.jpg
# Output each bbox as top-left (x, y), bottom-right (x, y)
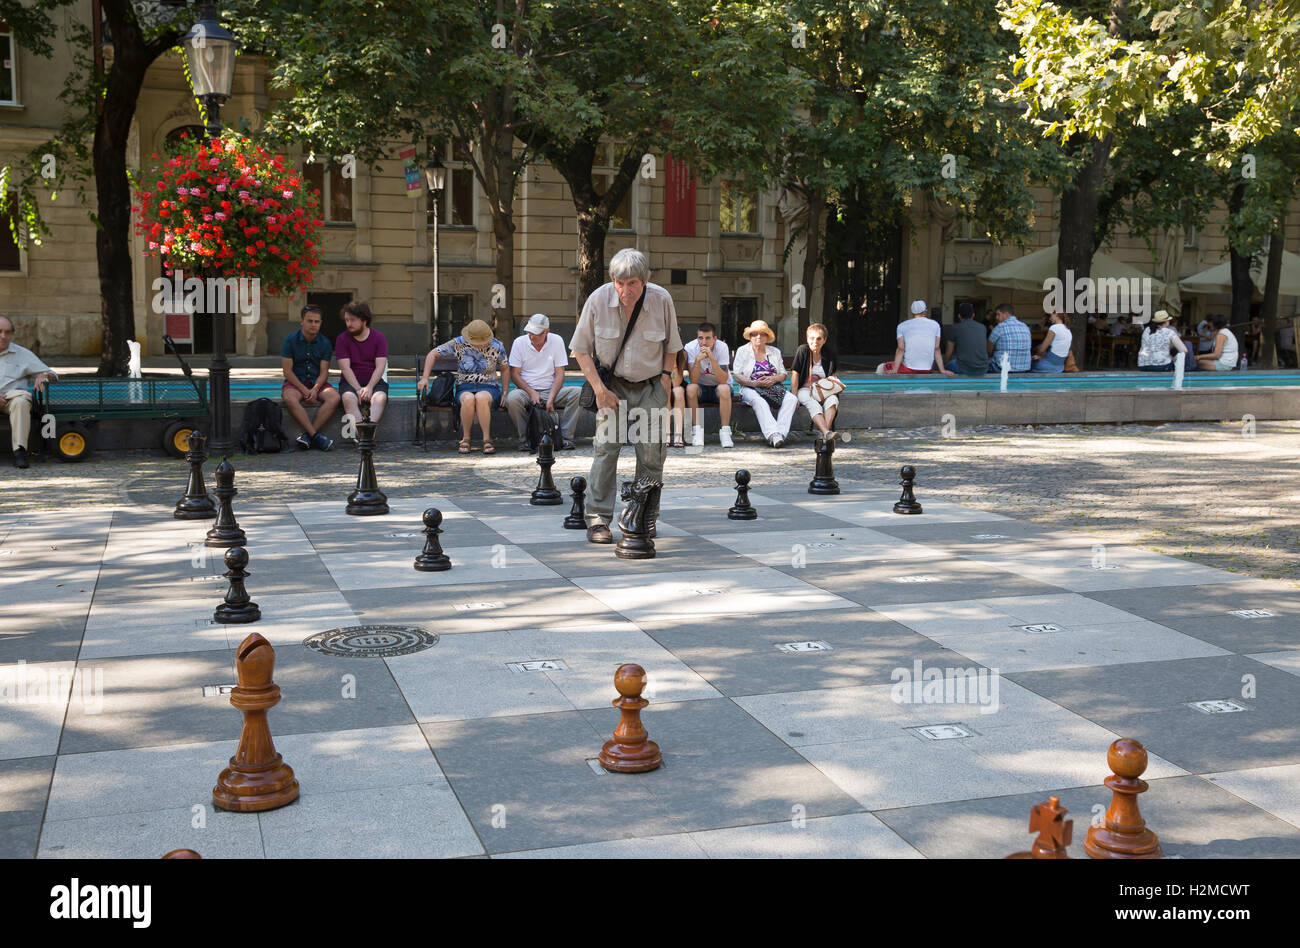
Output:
top-left (334, 300), bottom-right (390, 425)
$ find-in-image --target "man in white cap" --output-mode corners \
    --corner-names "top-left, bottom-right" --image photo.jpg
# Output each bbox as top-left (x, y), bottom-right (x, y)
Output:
top-left (505, 313), bottom-right (580, 450)
top-left (884, 300), bottom-right (954, 376)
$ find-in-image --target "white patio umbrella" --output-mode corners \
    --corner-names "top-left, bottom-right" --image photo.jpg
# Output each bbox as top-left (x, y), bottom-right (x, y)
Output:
top-left (1179, 250), bottom-right (1300, 297)
top-left (975, 244), bottom-right (1165, 298)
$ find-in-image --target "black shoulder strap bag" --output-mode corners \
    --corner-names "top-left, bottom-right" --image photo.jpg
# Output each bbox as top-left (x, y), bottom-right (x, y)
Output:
top-left (579, 288), bottom-right (646, 412)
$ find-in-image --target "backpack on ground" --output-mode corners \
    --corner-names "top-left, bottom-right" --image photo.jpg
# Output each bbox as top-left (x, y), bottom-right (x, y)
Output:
top-left (239, 397), bottom-right (288, 454)
top-left (525, 401), bottom-right (561, 452)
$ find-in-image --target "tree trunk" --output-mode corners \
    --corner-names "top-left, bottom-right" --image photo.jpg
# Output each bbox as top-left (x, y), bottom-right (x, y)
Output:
top-left (96, 2), bottom-right (181, 375)
top-left (799, 186), bottom-right (823, 337)
top-left (1259, 211), bottom-right (1285, 368)
top-left (1227, 182), bottom-right (1254, 328)
top-left (1057, 134), bottom-right (1110, 363)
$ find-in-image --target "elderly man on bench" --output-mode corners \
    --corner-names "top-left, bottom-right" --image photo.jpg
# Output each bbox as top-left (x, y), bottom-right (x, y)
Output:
top-left (0, 314), bottom-right (57, 469)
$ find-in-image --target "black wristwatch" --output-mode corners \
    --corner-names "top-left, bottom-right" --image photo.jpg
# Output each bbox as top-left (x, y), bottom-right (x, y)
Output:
top-left (661, 370), bottom-right (672, 377)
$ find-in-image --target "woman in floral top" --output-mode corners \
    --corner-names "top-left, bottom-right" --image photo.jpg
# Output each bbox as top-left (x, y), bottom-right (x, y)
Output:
top-left (732, 319), bottom-right (797, 447)
top-left (421, 319), bottom-right (510, 453)
top-left (1137, 310), bottom-right (1190, 372)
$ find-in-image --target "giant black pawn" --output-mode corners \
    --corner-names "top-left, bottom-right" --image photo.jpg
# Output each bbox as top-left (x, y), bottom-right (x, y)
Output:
top-left (414, 508), bottom-right (452, 571)
top-left (174, 430), bottom-right (216, 520)
top-left (214, 547), bottom-right (261, 624)
top-left (531, 433), bottom-right (563, 505)
top-left (346, 413), bottom-right (389, 515)
top-left (894, 464), bottom-right (923, 514)
top-left (563, 476), bottom-right (587, 529)
top-left (728, 470), bottom-right (757, 520)
top-left (205, 458), bottom-right (247, 547)
top-left (808, 437), bottom-right (841, 495)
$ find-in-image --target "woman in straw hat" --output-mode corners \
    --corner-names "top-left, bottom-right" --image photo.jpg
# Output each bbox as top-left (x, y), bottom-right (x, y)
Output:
top-left (732, 319), bottom-right (797, 447)
top-left (1136, 310), bottom-right (1190, 372)
top-left (424, 319), bottom-right (510, 452)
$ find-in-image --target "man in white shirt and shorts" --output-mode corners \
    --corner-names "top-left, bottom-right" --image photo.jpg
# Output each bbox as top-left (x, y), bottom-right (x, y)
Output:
top-left (684, 322), bottom-right (734, 448)
top-left (882, 300), bottom-right (955, 376)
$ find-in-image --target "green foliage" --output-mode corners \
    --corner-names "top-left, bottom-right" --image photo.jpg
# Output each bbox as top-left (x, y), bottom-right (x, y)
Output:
top-left (1001, 0), bottom-right (1300, 161)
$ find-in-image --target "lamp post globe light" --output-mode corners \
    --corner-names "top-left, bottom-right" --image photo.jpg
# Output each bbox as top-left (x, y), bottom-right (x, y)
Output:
top-left (425, 156), bottom-right (446, 348)
top-left (183, 1), bottom-right (238, 454)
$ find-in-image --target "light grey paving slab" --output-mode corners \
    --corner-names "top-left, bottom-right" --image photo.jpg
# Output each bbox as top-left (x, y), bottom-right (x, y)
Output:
top-left (654, 487), bottom-right (784, 510)
top-left (343, 582), bottom-right (617, 636)
top-left (964, 720), bottom-right (1187, 790)
top-left (258, 783), bottom-right (483, 858)
top-left (45, 739), bottom-right (237, 820)
top-left (1247, 651), bottom-right (1300, 679)
top-left (0, 660), bottom-right (77, 759)
top-left (0, 601), bottom-right (92, 664)
top-left (929, 621), bottom-right (1228, 673)
top-left (383, 634), bottom-right (577, 722)
top-left (983, 546), bottom-right (1242, 592)
top-left (320, 544), bottom-right (558, 590)
top-left (734, 677), bottom-right (1073, 747)
top-left (569, 565), bottom-right (853, 622)
top-left (505, 625), bottom-right (722, 709)
top-left (38, 805), bottom-right (266, 859)
top-left (0, 567), bottom-right (99, 608)
top-left (0, 822), bottom-right (40, 859)
top-left (493, 833), bottom-right (708, 859)
top-left (701, 527), bottom-right (942, 567)
top-left (797, 733), bottom-right (1033, 810)
top-left (80, 591), bottom-right (360, 658)
top-left (1204, 764), bottom-right (1300, 829)
top-left (689, 812), bottom-right (923, 858)
top-left (271, 724), bottom-right (448, 794)
top-left (793, 497), bottom-right (1011, 525)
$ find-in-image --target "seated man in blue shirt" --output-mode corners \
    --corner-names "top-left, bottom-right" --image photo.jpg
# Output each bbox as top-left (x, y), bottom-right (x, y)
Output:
top-left (987, 303), bottom-right (1033, 373)
top-left (281, 304), bottom-right (339, 450)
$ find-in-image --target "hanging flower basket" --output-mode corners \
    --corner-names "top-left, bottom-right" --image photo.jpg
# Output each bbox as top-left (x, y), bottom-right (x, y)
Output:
top-left (132, 133), bottom-right (323, 295)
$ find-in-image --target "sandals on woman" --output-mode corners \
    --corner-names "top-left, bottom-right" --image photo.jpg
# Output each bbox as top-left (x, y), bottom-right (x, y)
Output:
top-left (482, 441), bottom-right (496, 455)
top-left (669, 435), bottom-right (686, 448)
top-left (458, 440), bottom-right (471, 454)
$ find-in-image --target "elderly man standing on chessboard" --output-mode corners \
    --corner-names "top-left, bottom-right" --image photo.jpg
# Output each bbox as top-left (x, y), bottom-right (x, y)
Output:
top-left (570, 248), bottom-right (683, 544)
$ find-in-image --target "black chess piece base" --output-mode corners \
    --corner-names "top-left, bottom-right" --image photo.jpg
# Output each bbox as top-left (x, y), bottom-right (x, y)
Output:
top-left (893, 498), bottom-right (922, 514)
top-left (414, 550), bottom-right (452, 571)
top-left (727, 503), bottom-right (757, 520)
top-left (214, 601), bottom-right (262, 624)
top-left (614, 533), bottom-right (656, 559)
top-left (346, 491), bottom-right (390, 515)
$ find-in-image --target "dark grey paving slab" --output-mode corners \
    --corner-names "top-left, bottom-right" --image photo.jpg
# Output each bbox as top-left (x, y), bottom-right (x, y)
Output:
top-left (768, 556), bottom-right (1070, 605)
top-left (93, 553), bottom-right (339, 603)
top-left (1085, 581), bottom-right (1300, 653)
top-left (301, 516), bottom-right (509, 554)
top-left (520, 535), bottom-right (754, 577)
top-left (876, 775), bottom-right (1300, 859)
top-left (0, 609), bottom-right (87, 664)
top-left (0, 756), bottom-right (54, 827)
top-left (342, 581), bottom-right (615, 634)
top-left (58, 648), bottom-right (414, 754)
top-left (663, 506), bottom-right (863, 537)
top-left (639, 609), bottom-right (960, 696)
top-left (0, 822), bottom-right (41, 859)
top-left (1009, 656), bottom-right (1300, 773)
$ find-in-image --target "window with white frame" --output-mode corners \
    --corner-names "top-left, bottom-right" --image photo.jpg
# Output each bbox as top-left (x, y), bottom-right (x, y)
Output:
top-left (719, 180), bottom-right (758, 235)
top-left (427, 140), bottom-right (475, 228)
top-left (303, 152), bottom-right (353, 223)
top-left (0, 21), bottom-right (18, 105)
top-left (593, 141), bottom-right (633, 232)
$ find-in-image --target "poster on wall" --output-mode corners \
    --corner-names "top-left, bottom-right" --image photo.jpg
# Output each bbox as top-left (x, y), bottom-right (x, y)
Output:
top-left (664, 154), bottom-right (696, 237)
top-left (401, 147), bottom-right (421, 192)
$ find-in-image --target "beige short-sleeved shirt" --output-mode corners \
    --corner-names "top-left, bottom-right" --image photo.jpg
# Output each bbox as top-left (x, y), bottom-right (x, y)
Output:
top-left (0, 343), bottom-right (55, 397)
top-left (570, 282), bottom-right (683, 384)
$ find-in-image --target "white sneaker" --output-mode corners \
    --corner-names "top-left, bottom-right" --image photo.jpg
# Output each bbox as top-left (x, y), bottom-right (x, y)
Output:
top-left (691, 425), bottom-right (704, 447)
top-left (719, 426), bottom-right (734, 448)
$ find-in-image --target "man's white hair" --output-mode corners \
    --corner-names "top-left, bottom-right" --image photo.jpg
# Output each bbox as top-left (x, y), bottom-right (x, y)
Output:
top-left (609, 248), bottom-right (649, 283)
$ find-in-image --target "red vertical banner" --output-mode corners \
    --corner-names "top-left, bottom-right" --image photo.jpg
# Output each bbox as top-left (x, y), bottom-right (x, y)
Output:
top-left (664, 154), bottom-right (696, 237)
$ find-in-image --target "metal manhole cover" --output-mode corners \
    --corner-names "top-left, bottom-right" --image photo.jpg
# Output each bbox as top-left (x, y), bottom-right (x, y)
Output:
top-left (304, 625), bottom-right (438, 658)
